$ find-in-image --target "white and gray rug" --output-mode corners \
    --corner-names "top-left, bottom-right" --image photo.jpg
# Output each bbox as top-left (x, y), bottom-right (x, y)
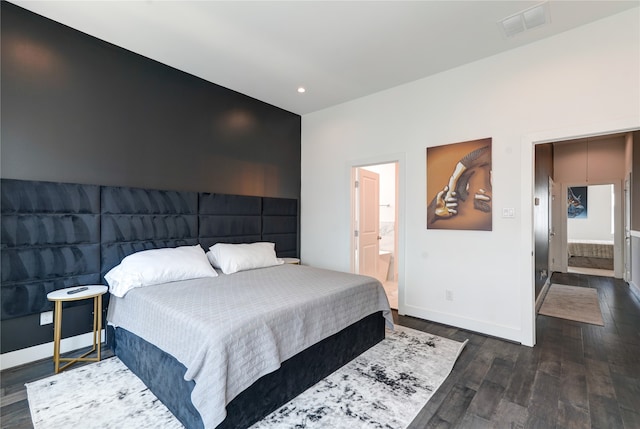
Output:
top-left (26, 326), bottom-right (467, 429)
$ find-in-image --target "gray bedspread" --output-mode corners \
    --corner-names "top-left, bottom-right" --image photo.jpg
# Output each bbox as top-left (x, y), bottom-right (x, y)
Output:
top-left (106, 264), bottom-right (392, 429)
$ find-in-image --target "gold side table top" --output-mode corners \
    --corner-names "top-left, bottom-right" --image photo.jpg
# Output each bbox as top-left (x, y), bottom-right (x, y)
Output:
top-left (47, 285), bottom-right (108, 373)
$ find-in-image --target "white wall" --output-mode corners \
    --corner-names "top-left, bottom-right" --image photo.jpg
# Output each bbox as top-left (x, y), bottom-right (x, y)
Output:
top-left (301, 9), bottom-right (640, 345)
top-left (567, 185), bottom-right (614, 242)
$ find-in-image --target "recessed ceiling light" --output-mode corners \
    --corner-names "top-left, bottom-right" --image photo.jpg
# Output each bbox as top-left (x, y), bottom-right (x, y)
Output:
top-left (297, 87), bottom-right (306, 93)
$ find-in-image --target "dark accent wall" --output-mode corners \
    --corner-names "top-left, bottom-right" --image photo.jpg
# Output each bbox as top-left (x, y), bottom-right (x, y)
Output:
top-left (1, 2), bottom-right (301, 198)
top-left (534, 143), bottom-right (553, 299)
top-left (0, 2), bottom-right (301, 357)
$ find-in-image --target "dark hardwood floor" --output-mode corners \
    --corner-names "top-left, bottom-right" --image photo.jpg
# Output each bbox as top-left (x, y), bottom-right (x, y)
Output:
top-left (405, 272), bottom-right (640, 429)
top-left (2, 273), bottom-right (638, 429)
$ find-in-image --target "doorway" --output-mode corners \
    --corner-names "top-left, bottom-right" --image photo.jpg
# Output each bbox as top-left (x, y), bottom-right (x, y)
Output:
top-left (352, 162), bottom-right (399, 309)
top-left (527, 125), bottom-right (638, 347)
top-left (566, 183), bottom-right (615, 277)
top-left (534, 133), bottom-right (628, 346)
top-left (548, 132), bottom-right (628, 280)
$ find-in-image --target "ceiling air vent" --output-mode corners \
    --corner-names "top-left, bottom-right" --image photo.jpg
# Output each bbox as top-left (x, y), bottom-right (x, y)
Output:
top-left (499, 2), bottom-right (550, 38)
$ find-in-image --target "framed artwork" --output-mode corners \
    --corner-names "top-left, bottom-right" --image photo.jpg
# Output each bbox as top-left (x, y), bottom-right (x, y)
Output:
top-left (427, 138), bottom-right (492, 231)
top-left (568, 186), bottom-right (587, 218)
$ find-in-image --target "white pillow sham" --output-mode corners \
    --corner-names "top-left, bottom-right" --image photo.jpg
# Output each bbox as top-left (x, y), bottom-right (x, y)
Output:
top-left (105, 244), bottom-right (218, 297)
top-left (207, 242), bottom-right (283, 274)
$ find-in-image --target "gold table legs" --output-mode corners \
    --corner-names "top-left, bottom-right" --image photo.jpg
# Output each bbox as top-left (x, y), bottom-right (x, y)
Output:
top-left (52, 293), bottom-right (103, 374)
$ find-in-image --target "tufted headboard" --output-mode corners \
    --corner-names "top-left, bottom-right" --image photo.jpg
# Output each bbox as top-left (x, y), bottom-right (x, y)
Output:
top-left (100, 186), bottom-right (199, 277)
top-left (0, 179), bottom-right (299, 321)
top-left (1, 179), bottom-right (101, 320)
top-left (262, 197), bottom-right (298, 258)
top-left (198, 193), bottom-right (262, 249)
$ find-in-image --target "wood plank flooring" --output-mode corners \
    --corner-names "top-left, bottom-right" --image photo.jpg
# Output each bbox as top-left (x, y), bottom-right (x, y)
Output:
top-left (2, 273), bottom-right (638, 429)
top-left (404, 273), bottom-right (640, 429)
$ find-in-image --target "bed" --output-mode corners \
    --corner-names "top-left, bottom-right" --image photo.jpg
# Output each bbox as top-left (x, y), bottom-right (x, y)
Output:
top-left (107, 262), bottom-right (391, 429)
top-left (567, 239), bottom-right (614, 259)
top-left (101, 186), bottom-right (392, 429)
top-left (0, 179), bottom-right (392, 429)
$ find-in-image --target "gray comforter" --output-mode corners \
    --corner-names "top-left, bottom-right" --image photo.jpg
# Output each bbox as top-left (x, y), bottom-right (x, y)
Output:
top-left (107, 263), bottom-right (393, 429)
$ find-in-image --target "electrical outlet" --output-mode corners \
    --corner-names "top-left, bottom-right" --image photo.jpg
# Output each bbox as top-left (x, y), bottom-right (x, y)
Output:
top-left (40, 311), bottom-right (53, 325)
top-left (445, 290), bottom-right (453, 301)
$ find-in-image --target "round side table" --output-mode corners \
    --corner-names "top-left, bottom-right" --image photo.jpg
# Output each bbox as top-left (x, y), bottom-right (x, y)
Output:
top-left (47, 285), bottom-right (108, 373)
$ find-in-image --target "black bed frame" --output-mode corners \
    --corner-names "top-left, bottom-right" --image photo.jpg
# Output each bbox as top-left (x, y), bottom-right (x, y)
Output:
top-left (109, 313), bottom-right (384, 429)
top-left (1, 178), bottom-right (386, 429)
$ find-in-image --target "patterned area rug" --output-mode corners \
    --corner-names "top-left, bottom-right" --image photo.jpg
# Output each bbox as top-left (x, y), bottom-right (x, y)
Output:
top-left (26, 326), bottom-right (466, 429)
top-left (538, 283), bottom-right (604, 326)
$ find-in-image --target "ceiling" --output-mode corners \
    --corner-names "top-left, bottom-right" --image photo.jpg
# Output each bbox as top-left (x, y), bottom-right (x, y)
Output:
top-left (11, 1), bottom-right (639, 115)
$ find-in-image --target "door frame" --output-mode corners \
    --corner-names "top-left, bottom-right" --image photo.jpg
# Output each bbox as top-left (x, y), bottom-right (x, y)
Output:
top-left (350, 153), bottom-right (405, 313)
top-left (624, 174), bottom-right (632, 282)
top-left (548, 177), bottom-right (564, 273)
top-left (523, 117), bottom-right (638, 347)
top-left (560, 181), bottom-right (622, 277)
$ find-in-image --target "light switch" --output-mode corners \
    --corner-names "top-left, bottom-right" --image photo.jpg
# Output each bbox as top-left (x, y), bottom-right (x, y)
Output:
top-left (502, 208), bottom-right (515, 218)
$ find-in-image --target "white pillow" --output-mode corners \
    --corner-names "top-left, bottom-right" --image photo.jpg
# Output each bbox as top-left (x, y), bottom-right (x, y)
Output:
top-left (105, 244), bottom-right (218, 297)
top-left (207, 242), bottom-right (283, 274)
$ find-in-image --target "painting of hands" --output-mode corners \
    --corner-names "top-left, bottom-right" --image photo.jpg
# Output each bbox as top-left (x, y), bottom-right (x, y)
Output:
top-left (427, 138), bottom-right (492, 231)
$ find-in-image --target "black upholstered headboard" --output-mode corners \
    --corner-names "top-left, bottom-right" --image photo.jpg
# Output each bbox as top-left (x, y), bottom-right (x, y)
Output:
top-left (262, 197), bottom-right (298, 258)
top-left (197, 193), bottom-right (298, 257)
top-left (0, 179), bottom-right (299, 321)
top-left (198, 193), bottom-right (262, 249)
top-left (0, 179), bottom-right (101, 320)
top-left (100, 186), bottom-right (199, 277)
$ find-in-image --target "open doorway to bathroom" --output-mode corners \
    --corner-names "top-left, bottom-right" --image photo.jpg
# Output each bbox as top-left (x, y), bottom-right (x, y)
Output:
top-left (351, 162), bottom-right (399, 309)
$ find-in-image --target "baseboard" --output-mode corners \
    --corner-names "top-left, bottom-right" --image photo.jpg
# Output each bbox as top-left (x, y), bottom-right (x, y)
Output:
top-left (535, 277), bottom-right (552, 313)
top-left (0, 330), bottom-right (105, 371)
top-left (630, 280), bottom-right (640, 301)
top-left (401, 304), bottom-right (524, 345)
